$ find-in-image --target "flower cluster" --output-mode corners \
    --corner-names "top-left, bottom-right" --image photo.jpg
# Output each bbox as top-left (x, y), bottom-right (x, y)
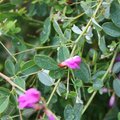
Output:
top-left (18, 88), bottom-right (41, 109)
top-left (59, 56), bottom-right (82, 69)
top-left (18, 88), bottom-right (55, 120)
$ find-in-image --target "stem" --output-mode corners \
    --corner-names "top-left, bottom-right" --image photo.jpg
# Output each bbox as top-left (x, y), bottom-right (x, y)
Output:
top-left (0, 72), bottom-right (25, 92)
top-left (65, 70), bottom-right (70, 99)
top-left (81, 50), bottom-right (117, 115)
top-left (0, 41), bottom-right (17, 62)
top-left (70, 0), bottom-right (103, 56)
top-left (82, 91), bottom-right (97, 115)
top-left (42, 79), bottom-right (61, 119)
top-left (19, 109), bottom-right (23, 120)
top-left (46, 79), bottom-right (61, 105)
top-left (13, 43), bottom-right (72, 56)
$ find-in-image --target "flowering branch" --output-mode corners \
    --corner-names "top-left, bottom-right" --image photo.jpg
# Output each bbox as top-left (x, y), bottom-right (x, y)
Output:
top-left (81, 50), bottom-right (117, 115)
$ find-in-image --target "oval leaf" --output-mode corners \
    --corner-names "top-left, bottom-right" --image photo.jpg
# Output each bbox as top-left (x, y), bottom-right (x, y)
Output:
top-left (14, 77), bottom-right (25, 95)
top-left (0, 87), bottom-right (10, 96)
top-left (112, 62), bottom-right (120, 74)
top-left (5, 59), bottom-right (15, 75)
top-left (38, 71), bottom-right (55, 86)
top-left (34, 55), bottom-right (58, 70)
top-left (113, 79), bottom-right (120, 97)
top-left (110, 1), bottom-right (120, 27)
top-left (53, 19), bottom-right (67, 42)
top-left (64, 105), bottom-right (74, 120)
top-left (57, 46), bottom-right (70, 62)
top-left (21, 60), bottom-right (40, 75)
top-left (40, 17), bottom-right (51, 44)
top-left (0, 96), bottom-right (9, 113)
top-left (49, 68), bottom-right (66, 79)
top-left (102, 22), bottom-right (120, 37)
top-left (74, 62), bottom-right (91, 83)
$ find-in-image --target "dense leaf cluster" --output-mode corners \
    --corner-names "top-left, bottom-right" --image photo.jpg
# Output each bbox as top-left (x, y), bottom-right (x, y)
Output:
top-left (0, 0), bottom-right (120, 120)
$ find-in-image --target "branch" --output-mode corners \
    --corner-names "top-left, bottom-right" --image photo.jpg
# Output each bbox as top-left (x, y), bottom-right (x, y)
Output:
top-left (0, 72), bottom-right (25, 92)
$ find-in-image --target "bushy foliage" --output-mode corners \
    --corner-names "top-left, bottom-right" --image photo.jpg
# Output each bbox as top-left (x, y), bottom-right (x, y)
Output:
top-left (0, 0), bottom-right (120, 120)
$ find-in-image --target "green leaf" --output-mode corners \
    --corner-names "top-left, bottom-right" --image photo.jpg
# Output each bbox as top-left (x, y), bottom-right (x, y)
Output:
top-left (49, 68), bottom-right (66, 79)
top-left (91, 18), bottom-right (102, 31)
top-left (53, 19), bottom-right (63, 35)
top-left (38, 71), bottom-right (55, 86)
top-left (102, 1), bottom-right (111, 18)
top-left (5, 59), bottom-right (15, 75)
top-left (102, 22), bottom-right (120, 37)
top-left (0, 96), bottom-right (9, 113)
top-left (21, 60), bottom-right (40, 75)
top-left (81, 1), bottom-right (93, 17)
top-left (64, 103), bottom-right (83, 120)
top-left (98, 36), bottom-right (107, 53)
top-left (22, 109), bottom-right (36, 118)
top-left (110, 1), bottom-right (120, 27)
top-left (0, 12), bottom-right (18, 21)
top-left (67, 91), bottom-right (77, 98)
top-left (4, 20), bottom-right (21, 34)
top-left (14, 77), bottom-right (25, 94)
top-left (57, 46), bottom-right (70, 62)
top-left (64, 105), bottom-right (74, 120)
top-left (34, 55), bottom-right (58, 70)
top-left (0, 3), bottom-right (15, 11)
top-left (10, 0), bottom-right (23, 5)
top-left (88, 87), bottom-right (94, 93)
top-left (92, 71), bottom-right (106, 80)
top-left (40, 17), bottom-right (51, 44)
top-left (112, 62), bottom-right (120, 74)
top-left (57, 82), bottom-right (66, 96)
top-left (1, 116), bottom-right (13, 120)
top-left (73, 103), bottom-right (83, 120)
top-left (0, 87), bottom-right (10, 96)
top-left (53, 19), bottom-right (67, 42)
top-left (74, 62), bottom-right (91, 83)
top-left (113, 79), bottom-right (120, 97)
top-left (74, 80), bottom-right (83, 88)
top-left (93, 78), bottom-right (103, 90)
top-left (118, 112), bottom-right (120, 120)
top-left (64, 29), bottom-right (71, 40)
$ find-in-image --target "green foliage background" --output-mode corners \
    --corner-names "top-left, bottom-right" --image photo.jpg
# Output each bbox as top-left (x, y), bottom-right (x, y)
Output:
top-left (0, 0), bottom-right (120, 120)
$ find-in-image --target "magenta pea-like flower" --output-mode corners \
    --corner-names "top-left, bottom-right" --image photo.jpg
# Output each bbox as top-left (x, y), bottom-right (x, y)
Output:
top-left (45, 110), bottom-right (56, 120)
top-left (101, 87), bottom-right (108, 94)
top-left (59, 56), bottom-right (82, 69)
top-left (109, 94), bottom-right (115, 107)
top-left (18, 88), bottom-right (41, 109)
top-left (115, 54), bottom-right (120, 62)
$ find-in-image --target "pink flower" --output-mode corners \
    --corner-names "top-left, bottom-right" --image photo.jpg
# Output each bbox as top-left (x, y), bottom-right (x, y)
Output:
top-left (45, 110), bottom-right (56, 120)
top-left (115, 54), bottom-right (120, 62)
top-left (109, 94), bottom-right (115, 107)
top-left (18, 88), bottom-right (41, 109)
top-left (59, 56), bottom-right (82, 69)
top-left (101, 87), bottom-right (108, 94)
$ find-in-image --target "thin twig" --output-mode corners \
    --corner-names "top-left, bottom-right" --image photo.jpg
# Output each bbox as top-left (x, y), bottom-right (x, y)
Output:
top-left (0, 72), bottom-right (25, 92)
top-left (13, 43), bottom-right (72, 56)
top-left (19, 109), bottom-right (23, 120)
top-left (46, 79), bottom-right (61, 105)
top-left (0, 41), bottom-right (17, 62)
top-left (65, 70), bottom-right (70, 99)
